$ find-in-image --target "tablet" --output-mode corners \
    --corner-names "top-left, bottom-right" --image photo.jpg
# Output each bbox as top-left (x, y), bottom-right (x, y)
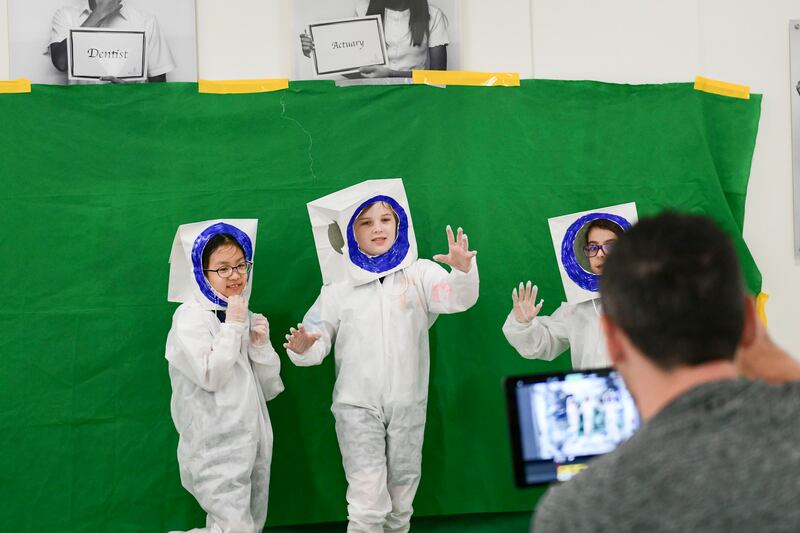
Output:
top-left (505, 368), bottom-right (640, 487)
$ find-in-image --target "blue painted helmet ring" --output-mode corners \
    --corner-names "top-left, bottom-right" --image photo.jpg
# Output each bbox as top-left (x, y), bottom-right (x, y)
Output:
top-left (346, 195), bottom-right (410, 273)
top-left (191, 222), bottom-right (254, 307)
top-left (561, 213), bottom-right (631, 292)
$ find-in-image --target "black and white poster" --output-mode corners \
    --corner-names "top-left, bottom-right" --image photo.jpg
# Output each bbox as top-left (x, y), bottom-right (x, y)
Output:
top-left (293, 0), bottom-right (461, 81)
top-left (8, 0), bottom-right (197, 84)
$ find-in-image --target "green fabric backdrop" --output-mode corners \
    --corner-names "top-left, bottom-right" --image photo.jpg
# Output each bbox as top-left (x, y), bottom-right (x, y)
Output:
top-left (0, 80), bottom-right (760, 532)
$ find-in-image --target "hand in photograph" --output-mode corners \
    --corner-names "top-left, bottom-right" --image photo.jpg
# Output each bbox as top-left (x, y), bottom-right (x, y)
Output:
top-left (85, 0), bottom-right (123, 26)
top-left (358, 65), bottom-right (392, 78)
top-left (300, 32), bottom-right (315, 57)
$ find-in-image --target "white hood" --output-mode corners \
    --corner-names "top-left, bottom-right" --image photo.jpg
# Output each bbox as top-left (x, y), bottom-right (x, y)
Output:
top-left (307, 178), bottom-right (417, 286)
top-left (167, 219), bottom-right (258, 310)
top-left (548, 202), bottom-right (638, 304)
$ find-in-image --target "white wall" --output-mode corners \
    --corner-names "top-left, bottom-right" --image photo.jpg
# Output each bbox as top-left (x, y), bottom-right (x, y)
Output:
top-left (533, 0), bottom-right (800, 356)
top-left (1, 0), bottom-right (797, 353)
top-left (698, 1), bottom-right (800, 357)
top-left (532, 0), bottom-right (701, 83)
top-left (461, 0), bottom-right (532, 75)
top-left (0, 0), bottom-right (9, 79)
top-left (196, 0), bottom-right (291, 80)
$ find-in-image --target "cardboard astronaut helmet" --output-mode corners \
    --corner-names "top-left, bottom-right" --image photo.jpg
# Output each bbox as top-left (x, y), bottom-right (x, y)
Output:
top-left (167, 219), bottom-right (258, 309)
top-left (308, 178), bottom-right (417, 285)
top-left (548, 202), bottom-right (638, 304)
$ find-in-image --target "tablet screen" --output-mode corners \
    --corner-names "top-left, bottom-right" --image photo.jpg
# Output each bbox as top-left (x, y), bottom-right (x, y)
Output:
top-left (505, 368), bottom-right (640, 487)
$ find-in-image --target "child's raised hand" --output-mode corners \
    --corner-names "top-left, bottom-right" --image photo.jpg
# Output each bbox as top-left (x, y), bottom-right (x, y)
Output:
top-left (511, 281), bottom-right (544, 324)
top-left (433, 225), bottom-right (477, 273)
top-left (300, 33), bottom-right (315, 57)
top-left (227, 295), bottom-right (249, 325)
top-left (250, 313), bottom-right (270, 346)
top-left (283, 323), bottom-right (321, 354)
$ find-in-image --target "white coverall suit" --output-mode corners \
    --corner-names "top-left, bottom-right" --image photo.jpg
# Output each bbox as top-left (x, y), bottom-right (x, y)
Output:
top-left (166, 299), bottom-right (284, 533)
top-left (287, 258), bottom-right (479, 533)
top-left (502, 299), bottom-right (609, 369)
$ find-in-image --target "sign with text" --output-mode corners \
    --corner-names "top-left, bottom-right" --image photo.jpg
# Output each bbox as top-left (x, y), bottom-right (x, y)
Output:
top-left (309, 16), bottom-right (387, 76)
top-left (67, 28), bottom-right (147, 81)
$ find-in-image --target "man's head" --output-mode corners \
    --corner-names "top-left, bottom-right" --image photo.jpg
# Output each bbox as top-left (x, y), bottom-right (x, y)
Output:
top-left (584, 219), bottom-right (624, 274)
top-left (600, 212), bottom-right (747, 370)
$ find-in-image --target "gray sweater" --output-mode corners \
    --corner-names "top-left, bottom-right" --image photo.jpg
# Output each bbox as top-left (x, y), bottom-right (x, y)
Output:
top-left (532, 379), bottom-right (800, 532)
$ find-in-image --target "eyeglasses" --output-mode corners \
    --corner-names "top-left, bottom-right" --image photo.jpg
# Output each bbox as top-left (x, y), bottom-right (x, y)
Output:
top-left (204, 261), bottom-right (253, 279)
top-left (583, 242), bottom-right (616, 258)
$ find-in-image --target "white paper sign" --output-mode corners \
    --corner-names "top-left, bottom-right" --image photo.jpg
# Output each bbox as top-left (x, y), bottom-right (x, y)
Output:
top-left (68, 28), bottom-right (146, 81)
top-left (548, 202), bottom-right (638, 304)
top-left (309, 16), bottom-right (388, 76)
top-left (307, 179), bottom-right (417, 286)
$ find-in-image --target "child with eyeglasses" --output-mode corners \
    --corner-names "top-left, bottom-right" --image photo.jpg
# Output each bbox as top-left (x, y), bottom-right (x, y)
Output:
top-left (502, 219), bottom-right (624, 369)
top-left (165, 227), bottom-right (283, 533)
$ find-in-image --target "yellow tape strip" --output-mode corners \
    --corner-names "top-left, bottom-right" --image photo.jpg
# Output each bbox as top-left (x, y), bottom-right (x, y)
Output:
top-left (198, 79), bottom-right (289, 94)
top-left (694, 76), bottom-right (750, 100)
top-left (0, 78), bottom-right (32, 94)
top-left (756, 292), bottom-right (769, 327)
top-left (412, 70), bottom-right (520, 87)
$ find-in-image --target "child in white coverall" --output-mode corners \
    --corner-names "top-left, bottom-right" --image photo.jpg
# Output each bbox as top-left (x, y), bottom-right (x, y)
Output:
top-left (284, 200), bottom-right (478, 533)
top-left (166, 228), bottom-right (284, 533)
top-left (503, 219), bottom-right (624, 369)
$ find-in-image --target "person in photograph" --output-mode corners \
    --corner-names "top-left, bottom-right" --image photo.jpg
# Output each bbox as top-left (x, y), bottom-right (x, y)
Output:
top-left (284, 200), bottom-right (478, 533)
top-left (565, 395), bottom-right (579, 439)
top-left (47, 0), bottom-right (175, 82)
top-left (579, 395), bottom-right (596, 438)
top-left (503, 219), bottom-right (624, 369)
top-left (166, 228), bottom-right (284, 533)
top-left (601, 389), bottom-right (621, 442)
top-left (532, 213), bottom-right (800, 533)
top-left (300, 0), bottom-right (449, 78)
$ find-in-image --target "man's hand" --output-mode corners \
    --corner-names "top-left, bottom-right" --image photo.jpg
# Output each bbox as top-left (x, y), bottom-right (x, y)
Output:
top-left (433, 225), bottom-right (477, 273)
top-left (736, 316), bottom-right (800, 384)
top-left (283, 323), bottom-right (321, 354)
top-left (511, 281), bottom-right (543, 324)
top-left (250, 314), bottom-right (270, 347)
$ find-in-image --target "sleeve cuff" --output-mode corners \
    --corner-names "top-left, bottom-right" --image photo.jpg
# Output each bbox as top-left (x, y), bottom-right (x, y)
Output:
top-left (450, 256), bottom-right (478, 277)
top-left (249, 342), bottom-right (279, 364)
top-left (503, 310), bottom-right (538, 332)
top-left (221, 321), bottom-right (247, 335)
